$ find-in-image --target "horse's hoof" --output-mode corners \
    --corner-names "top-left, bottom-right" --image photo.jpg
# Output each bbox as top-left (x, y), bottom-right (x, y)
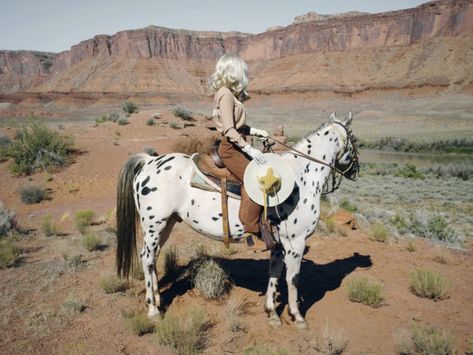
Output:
top-left (295, 320), bottom-right (308, 330)
top-left (147, 307), bottom-right (161, 319)
top-left (268, 317), bottom-right (282, 328)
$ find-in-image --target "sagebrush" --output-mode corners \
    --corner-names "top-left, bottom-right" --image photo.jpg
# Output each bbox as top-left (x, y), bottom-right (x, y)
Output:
top-left (7, 121), bottom-right (75, 175)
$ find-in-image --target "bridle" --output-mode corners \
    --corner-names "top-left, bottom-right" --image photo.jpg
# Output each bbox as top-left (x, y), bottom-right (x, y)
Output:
top-left (262, 120), bottom-right (359, 194)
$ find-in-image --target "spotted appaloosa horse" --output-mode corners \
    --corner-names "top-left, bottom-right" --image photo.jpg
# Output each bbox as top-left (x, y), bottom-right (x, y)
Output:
top-left (116, 113), bottom-right (358, 328)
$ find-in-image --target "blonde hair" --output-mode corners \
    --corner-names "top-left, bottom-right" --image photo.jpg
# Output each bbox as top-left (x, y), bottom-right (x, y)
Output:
top-left (209, 54), bottom-right (249, 97)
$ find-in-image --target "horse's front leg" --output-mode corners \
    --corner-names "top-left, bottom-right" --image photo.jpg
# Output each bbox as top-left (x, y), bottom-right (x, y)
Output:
top-left (265, 248), bottom-right (285, 327)
top-left (284, 240), bottom-right (307, 329)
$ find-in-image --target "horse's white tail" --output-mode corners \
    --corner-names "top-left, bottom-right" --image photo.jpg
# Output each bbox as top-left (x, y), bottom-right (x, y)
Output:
top-left (116, 155), bottom-right (146, 278)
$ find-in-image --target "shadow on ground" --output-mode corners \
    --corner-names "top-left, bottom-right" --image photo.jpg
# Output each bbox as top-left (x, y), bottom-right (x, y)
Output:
top-left (159, 252), bottom-right (372, 316)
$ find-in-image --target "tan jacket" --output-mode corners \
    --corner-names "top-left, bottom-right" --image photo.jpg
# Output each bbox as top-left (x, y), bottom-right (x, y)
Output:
top-left (212, 87), bottom-right (250, 148)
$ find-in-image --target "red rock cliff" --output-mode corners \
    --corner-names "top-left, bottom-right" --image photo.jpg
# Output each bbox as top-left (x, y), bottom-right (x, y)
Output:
top-left (1, 0), bottom-right (472, 95)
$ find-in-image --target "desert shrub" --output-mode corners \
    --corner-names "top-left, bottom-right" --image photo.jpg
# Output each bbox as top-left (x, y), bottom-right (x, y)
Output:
top-left (62, 297), bottom-right (86, 314)
top-left (313, 321), bottom-right (349, 355)
top-left (155, 307), bottom-right (210, 355)
top-left (108, 112), bottom-right (120, 122)
top-left (144, 147), bottom-right (158, 156)
top-left (410, 324), bottom-right (456, 355)
top-left (409, 213), bottom-right (458, 245)
top-left (395, 164), bottom-right (424, 179)
top-left (0, 202), bottom-right (16, 237)
top-left (339, 198), bottom-right (358, 213)
top-left (243, 344), bottom-right (289, 355)
top-left (0, 134), bottom-right (11, 161)
top-left (0, 237), bottom-right (20, 268)
top-left (427, 162), bottom-right (473, 180)
top-left (95, 115), bottom-right (107, 125)
top-left (100, 275), bottom-right (126, 294)
top-left (173, 106), bottom-right (194, 121)
top-left (369, 222), bottom-right (389, 242)
top-left (164, 245), bottom-right (179, 276)
top-left (146, 118), bottom-right (155, 126)
top-left (81, 232), bottom-right (102, 252)
top-left (347, 276), bottom-right (384, 307)
top-left (226, 298), bottom-right (246, 332)
top-left (19, 184), bottom-right (49, 204)
top-left (409, 269), bottom-right (450, 300)
top-left (117, 118), bottom-right (129, 126)
top-left (122, 101), bottom-right (138, 115)
top-left (40, 214), bottom-right (61, 236)
top-left (7, 121), bottom-right (75, 175)
top-left (325, 218), bottom-right (336, 233)
top-left (124, 312), bottom-right (155, 336)
top-left (169, 122), bottom-right (181, 129)
top-left (74, 209), bottom-right (96, 234)
top-left (360, 136), bottom-right (473, 154)
top-left (390, 214), bottom-right (409, 234)
top-left (191, 258), bottom-right (229, 300)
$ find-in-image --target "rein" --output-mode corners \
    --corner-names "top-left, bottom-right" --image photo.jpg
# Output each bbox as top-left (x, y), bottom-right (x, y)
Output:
top-left (262, 122), bottom-right (358, 181)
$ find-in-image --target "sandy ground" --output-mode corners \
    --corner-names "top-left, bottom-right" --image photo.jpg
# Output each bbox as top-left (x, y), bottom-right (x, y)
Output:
top-left (0, 102), bottom-right (472, 354)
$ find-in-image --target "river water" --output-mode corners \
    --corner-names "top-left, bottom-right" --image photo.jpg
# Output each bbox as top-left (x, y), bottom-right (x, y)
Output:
top-left (359, 149), bottom-right (473, 168)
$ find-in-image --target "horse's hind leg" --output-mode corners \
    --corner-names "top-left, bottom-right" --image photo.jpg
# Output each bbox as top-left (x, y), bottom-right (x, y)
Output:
top-left (141, 216), bottom-right (177, 318)
top-left (265, 248), bottom-right (284, 327)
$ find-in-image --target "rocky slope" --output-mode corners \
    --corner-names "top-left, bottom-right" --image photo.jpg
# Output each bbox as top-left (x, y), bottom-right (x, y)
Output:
top-left (0, 0), bottom-right (472, 95)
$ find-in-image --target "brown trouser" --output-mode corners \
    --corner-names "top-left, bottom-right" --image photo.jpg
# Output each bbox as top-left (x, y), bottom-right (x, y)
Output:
top-left (218, 137), bottom-right (262, 234)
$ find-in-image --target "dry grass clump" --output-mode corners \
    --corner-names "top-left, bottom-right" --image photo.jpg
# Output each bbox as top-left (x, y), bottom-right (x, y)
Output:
top-left (81, 232), bottom-right (102, 252)
top-left (172, 106), bottom-right (194, 121)
top-left (225, 298), bottom-right (246, 332)
top-left (155, 307), bottom-right (210, 355)
top-left (100, 275), bottom-right (126, 294)
top-left (369, 222), bottom-right (389, 242)
top-left (40, 214), bottom-right (61, 236)
top-left (64, 254), bottom-right (86, 272)
top-left (163, 245), bottom-right (179, 276)
top-left (122, 100), bottom-right (138, 115)
top-left (171, 136), bottom-right (213, 155)
top-left (123, 311), bottom-right (155, 336)
top-left (394, 325), bottom-right (456, 355)
top-left (62, 297), bottom-right (86, 314)
top-left (347, 276), bottom-right (385, 307)
top-left (0, 236), bottom-right (21, 269)
top-left (313, 321), bottom-right (349, 355)
top-left (19, 184), bottom-right (49, 204)
top-left (243, 343), bottom-right (289, 355)
top-left (74, 209), bottom-right (96, 234)
top-left (191, 258), bottom-right (230, 300)
top-left (325, 217), bottom-right (336, 233)
top-left (0, 202), bottom-right (16, 237)
top-left (409, 269), bottom-right (450, 300)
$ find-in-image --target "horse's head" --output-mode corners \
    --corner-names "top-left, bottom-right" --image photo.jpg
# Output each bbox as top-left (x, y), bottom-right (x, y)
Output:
top-left (328, 112), bottom-right (359, 181)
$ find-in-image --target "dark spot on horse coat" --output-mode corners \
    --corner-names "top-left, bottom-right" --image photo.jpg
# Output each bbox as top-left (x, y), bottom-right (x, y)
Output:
top-left (186, 212), bottom-right (189, 218)
top-left (292, 273), bottom-right (300, 288)
top-left (149, 216), bottom-right (155, 220)
top-left (324, 131), bottom-right (329, 136)
top-left (164, 166), bottom-right (172, 171)
top-left (146, 298), bottom-right (151, 304)
top-left (293, 218), bottom-right (298, 224)
top-left (311, 204), bottom-right (315, 211)
top-left (147, 206), bottom-right (152, 210)
top-left (142, 186), bottom-right (157, 195)
top-left (142, 176), bottom-right (150, 187)
top-left (193, 220), bottom-right (199, 224)
top-left (211, 217), bottom-right (219, 221)
top-left (191, 199), bottom-right (195, 206)
top-left (323, 154), bottom-right (326, 160)
top-left (303, 198), bottom-right (307, 204)
top-left (156, 156), bottom-right (175, 170)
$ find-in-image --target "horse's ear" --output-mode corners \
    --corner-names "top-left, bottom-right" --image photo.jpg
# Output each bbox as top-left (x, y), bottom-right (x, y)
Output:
top-left (330, 112), bottom-right (337, 122)
top-left (343, 112), bottom-right (353, 126)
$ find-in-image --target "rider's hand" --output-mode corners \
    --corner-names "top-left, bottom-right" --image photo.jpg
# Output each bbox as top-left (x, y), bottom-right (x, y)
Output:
top-left (242, 144), bottom-right (267, 165)
top-left (250, 127), bottom-right (269, 138)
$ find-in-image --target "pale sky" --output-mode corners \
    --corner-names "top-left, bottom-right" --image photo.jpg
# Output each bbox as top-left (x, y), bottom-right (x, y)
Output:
top-left (1, 0), bottom-right (428, 53)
